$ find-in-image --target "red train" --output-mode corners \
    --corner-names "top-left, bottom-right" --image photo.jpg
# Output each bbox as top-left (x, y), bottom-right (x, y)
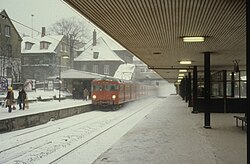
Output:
top-left (91, 77), bottom-right (156, 109)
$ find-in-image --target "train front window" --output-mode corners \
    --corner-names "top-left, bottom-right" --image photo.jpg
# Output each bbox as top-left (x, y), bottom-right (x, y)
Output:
top-left (93, 84), bottom-right (104, 91)
top-left (106, 84), bottom-right (118, 91)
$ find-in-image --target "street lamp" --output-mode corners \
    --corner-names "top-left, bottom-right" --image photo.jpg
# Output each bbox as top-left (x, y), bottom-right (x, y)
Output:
top-left (31, 14), bottom-right (34, 37)
top-left (58, 54), bottom-right (69, 102)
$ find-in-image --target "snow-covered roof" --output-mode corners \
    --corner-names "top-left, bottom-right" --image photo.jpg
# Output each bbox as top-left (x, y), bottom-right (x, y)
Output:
top-left (74, 37), bottom-right (125, 62)
top-left (48, 69), bottom-right (113, 79)
top-left (114, 64), bottom-right (135, 80)
top-left (0, 9), bottom-right (22, 41)
top-left (79, 33), bottom-right (125, 51)
top-left (21, 35), bottom-right (64, 54)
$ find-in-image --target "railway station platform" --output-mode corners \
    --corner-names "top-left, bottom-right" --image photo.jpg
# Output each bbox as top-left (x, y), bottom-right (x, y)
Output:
top-left (93, 95), bottom-right (247, 164)
top-left (0, 95), bottom-right (246, 163)
top-left (0, 99), bottom-right (92, 133)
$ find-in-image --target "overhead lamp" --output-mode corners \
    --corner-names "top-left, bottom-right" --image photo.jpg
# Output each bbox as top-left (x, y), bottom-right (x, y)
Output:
top-left (229, 73), bottom-right (237, 76)
top-left (183, 37), bottom-right (205, 42)
top-left (178, 74), bottom-right (185, 77)
top-left (179, 69), bottom-right (187, 72)
top-left (177, 79), bottom-right (181, 82)
top-left (180, 61), bottom-right (192, 64)
top-left (178, 76), bottom-right (184, 79)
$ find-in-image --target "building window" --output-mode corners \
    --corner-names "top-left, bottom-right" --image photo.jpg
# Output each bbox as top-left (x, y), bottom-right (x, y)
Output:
top-left (93, 52), bottom-right (99, 59)
top-left (23, 57), bottom-right (29, 65)
top-left (6, 45), bottom-right (12, 57)
top-left (6, 67), bottom-right (12, 77)
top-left (82, 65), bottom-right (87, 71)
top-left (140, 67), bottom-right (146, 72)
top-left (60, 43), bottom-right (67, 52)
top-left (104, 65), bottom-right (109, 75)
top-left (40, 41), bottom-right (50, 49)
top-left (93, 65), bottom-right (98, 73)
top-left (5, 25), bottom-right (10, 37)
top-left (25, 42), bottom-right (33, 50)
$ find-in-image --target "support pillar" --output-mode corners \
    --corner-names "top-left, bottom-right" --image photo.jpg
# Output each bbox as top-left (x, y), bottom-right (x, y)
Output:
top-left (223, 70), bottom-right (227, 113)
top-left (180, 79), bottom-right (185, 100)
top-left (246, 0), bottom-right (249, 160)
top-left (192, 66), bottom-right (198, 113)
top-left (185, 75), bottom-right (188, 103)
top-left (204, 52), bottom-right (211, 128)
top-left (188, 72), bottom-right (192, 107)
top-left (231, 72), bottom-right (235, 97)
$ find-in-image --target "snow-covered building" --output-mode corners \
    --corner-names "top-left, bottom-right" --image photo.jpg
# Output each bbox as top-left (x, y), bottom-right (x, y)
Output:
top-left (0, 9), bottom-right (22, 83)
top-left (74, 30), bottom-right (126, 76)
top-left (21, 27), bottom-right (70, 82)
top-left (133, 56), bottom-right (163, 84)
top-left (114, 63), bottom-right (135, 81)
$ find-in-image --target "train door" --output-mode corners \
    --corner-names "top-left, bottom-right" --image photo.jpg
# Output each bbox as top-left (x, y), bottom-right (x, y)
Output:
top-left (129, 85), bottom-right (133, 100)
top-left (119, 84), bottom-right (125, 102)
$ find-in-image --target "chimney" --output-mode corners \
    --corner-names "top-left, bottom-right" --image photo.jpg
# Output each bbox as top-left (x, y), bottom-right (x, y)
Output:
top-left (41, 27), bottom-right (46, 37)
top-left (92, 30), bottom-right (96, 46)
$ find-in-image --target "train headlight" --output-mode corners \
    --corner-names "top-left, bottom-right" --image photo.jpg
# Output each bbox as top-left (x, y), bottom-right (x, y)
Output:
top-left (112, 95), bottom-right (116, 100)
top-left (92, 95), bottom-right (97, 99)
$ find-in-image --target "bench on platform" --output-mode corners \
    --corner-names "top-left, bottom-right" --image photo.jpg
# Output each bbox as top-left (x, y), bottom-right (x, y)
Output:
top-left (233, 116), bottom-right (247, 130)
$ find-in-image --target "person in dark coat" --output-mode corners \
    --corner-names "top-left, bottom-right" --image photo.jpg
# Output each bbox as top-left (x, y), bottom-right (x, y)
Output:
top-left (5, 86), bottom-right (15, 113)
top-left (72, 88), bottom-right (77, 100)
top-left (17, 88), bottom-right (27, 110)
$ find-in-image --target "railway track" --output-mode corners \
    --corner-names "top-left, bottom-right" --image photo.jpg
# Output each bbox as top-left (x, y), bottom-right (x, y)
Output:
top-left (0, 98), bottom-right (159, 164)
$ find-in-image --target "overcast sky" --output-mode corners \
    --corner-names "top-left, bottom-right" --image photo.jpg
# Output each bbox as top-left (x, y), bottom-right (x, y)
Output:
top-left (0, 0), bottom-right (126, 50)
top-left (0, 0), bottom-right (98, 36)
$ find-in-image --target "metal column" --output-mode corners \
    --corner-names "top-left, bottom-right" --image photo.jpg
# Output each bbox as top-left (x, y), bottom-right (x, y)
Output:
top-left (246, 0), bottom-right (249, 160)
top-left (188, 72), bottom-right (192, 107)
top-left (204, 52), bottom-right (211, 128)
top-left (223, 70), bottom-right (227, 113)
top-left (192, 66), bottom-right (198, 113)
top-left (185, 75), bottom-right (188, 103)
top-left (231, 72), bottom-right (235, 97)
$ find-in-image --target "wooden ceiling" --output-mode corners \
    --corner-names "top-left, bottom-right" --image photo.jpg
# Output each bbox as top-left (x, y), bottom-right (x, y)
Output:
top-left (64, 0), bottom-right (246, 83)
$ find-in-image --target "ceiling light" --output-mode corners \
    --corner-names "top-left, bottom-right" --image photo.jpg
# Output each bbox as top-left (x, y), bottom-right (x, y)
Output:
top-left (179, 69), bottom-right (187, 72)
top-left (178, 74), bottom-right (185, 77)
top-left (177, 79), bottom-right (181, 82)
top-left (183, 37), bottom-right (205, 42)
top-left (180, 61), bottom-right (192, 64)
top-left (178, 76), bottom-right (184, 79)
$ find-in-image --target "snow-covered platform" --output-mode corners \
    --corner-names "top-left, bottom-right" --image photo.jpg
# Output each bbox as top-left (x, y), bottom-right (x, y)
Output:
top-left (0, 99), bottom-right (92, 133)
top-left (93, 95), bottom-right (246, 164)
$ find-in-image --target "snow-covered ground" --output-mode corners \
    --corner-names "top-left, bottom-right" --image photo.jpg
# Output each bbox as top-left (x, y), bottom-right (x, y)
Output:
top-left (0, 82), bottom-right (246, 164)
top-left (93, 96), bottom-right (246, 164)
top-left (0, 97), bottom-right (162, 164)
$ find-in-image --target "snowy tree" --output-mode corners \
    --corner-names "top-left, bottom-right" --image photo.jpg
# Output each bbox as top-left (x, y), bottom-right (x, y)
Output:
top-left (49, 17), bottom-right (91, 49)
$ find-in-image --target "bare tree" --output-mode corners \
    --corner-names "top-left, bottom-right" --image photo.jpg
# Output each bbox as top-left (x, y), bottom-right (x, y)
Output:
top-left (49, 17), bottom-right (91, 49)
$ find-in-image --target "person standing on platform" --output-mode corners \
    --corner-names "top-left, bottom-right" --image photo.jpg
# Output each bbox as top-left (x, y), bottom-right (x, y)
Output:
top-left (5, 86), bottom-right (15, 113)
top-left (83, 88), bottom-right (89, 101)
top-left (72, 88), bottom-right (77, 100)
top-left (17, 88), bottom-right (27, 110)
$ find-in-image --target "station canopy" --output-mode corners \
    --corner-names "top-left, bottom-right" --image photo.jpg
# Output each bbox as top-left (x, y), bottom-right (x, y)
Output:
top-left (64, 0), bottom-right (246, 83)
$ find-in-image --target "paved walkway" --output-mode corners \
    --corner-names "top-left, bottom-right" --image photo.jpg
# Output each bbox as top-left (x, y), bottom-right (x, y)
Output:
top-left (93, 95), bottom-right (246, 164)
